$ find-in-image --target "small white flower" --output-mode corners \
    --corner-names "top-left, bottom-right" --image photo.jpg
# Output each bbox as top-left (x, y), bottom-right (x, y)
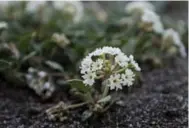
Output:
top-left (102, 46), bottom-right (121, 55)
top-left (82, 71), bottom-right (96, 86)
top-left (115, 53), bottom-right (129, 67)
top-left (108, 74), bottom-right (122, 90)
top-left (141, 9), bottom-right (164, 34)
top-left (129, 55), bottom-right (141, 71)
top-left (44, 82), bottom-right (51, 89)
top-left (91, 59), bottom-right (104, 71)
top-left (53, 1), bottom-right (84, 23)
top-left (80, 56), bottom-right (93, 74)
top-left (163, 28), bottom-right (183, 45)
top-left (28, 67), bottom-right (36, 73)
top-left (121, 69), bottom-right (135, 87)
top-left (125, 1), bottom-right (155, 14)
top-left (89, 46), bottom-right (122, 57)
top-left (26, 74), bottom-right (33, 81)
top-left (38, 71), bottom-right (47, 78)
top-left (52, 33), bottom-right (70, 48)
top-left (163, 28), bottom-right (187, 58)
top-left (89, 48), bottom-right (103, 57)
top-left (0, 21), bottom-right (8, 29)
top-left (26, 1), bottom-right (46, 13)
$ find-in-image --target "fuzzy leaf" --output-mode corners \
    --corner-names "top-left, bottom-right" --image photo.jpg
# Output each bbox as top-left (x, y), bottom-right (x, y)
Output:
top-left (66, 79), bottom-right (91, 93)
top-left (22, 51), bottom-right (37, 62)
top-left (97, 95), bottom-right (111, 103)
top-left (45, 60), bottom-right (64, 72)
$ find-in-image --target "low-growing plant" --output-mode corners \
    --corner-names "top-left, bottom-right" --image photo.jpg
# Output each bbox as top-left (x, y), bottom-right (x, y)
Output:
top-left (46, 46), bottom-right (141, 121)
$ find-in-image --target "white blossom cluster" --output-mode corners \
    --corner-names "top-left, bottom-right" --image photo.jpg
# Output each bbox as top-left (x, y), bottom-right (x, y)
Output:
top-left (141, 9), bottom-right (164, 34)
top-left (125, 1), bottom-right (155, 14)
top-left (125, 1), bottom-right (164, 34)
top-left (26, 67), bottom-right (55, 99)
top-left (52, 33), bottom-right (70, 48)
top-left (25, 1), bottom-right (84, 23)
top-left (0, 21), bottom-right (8, 29)
top-left (163, 29), bottom-right (187, 58)
top-left (80, 46), bottom-right (141, 90)
top-left (125, 2), bottom-right (187, 58)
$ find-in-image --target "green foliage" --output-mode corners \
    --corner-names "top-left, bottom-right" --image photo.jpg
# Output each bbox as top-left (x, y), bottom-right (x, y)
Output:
top-left (67, 79), bottom-right (91, 93)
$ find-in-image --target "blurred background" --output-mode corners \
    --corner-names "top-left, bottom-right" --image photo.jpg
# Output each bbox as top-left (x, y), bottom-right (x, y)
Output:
top-left (0, 1), bottom-right (188, 76)
top-left (87, 1), bottom-right (188, 21)
top-left (0, 1), bottom-right (188, 21)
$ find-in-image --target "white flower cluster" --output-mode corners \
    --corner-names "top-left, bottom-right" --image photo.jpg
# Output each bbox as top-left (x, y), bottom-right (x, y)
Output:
top-left (0, 21), bottom-right (8, 29)
top-left (141, 9), bottom-right (164, 34)
top-left (25, 1), bottom-right (84, 23)
top-left (125, 1), bottom-right (164, 34)
top-left (26, 67), bottom-right (55, 99)
top-left (53, 1), bottom-right (84, 23)
top-left (80, 46), bottom-right (141, 90)
top-left (125, 1), bottom-right (155, 14)
top-left (52, 33), bottom-right (70, 48)
top-left (163, 29), bottom-right (187, 58)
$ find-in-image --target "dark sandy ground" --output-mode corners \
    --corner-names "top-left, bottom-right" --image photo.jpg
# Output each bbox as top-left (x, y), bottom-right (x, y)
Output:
top-left (0, 58), bottom-right (188, 128)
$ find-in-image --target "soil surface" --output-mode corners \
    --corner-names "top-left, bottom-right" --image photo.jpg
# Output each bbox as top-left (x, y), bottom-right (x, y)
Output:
top-left (0, 59), bottom-right (188, 128)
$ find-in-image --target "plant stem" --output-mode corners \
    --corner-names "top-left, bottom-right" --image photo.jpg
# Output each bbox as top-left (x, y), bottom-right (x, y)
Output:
top-left (102, 85), bottom-right (109, 98)
top-left (115, 66), bottom-right (127, 74)
top-left (0, 60), bottom-right (11, 64)
top-left (96, 75), bottom-right (104, 79)
top-left (66, 102), bottom-right (88, 110)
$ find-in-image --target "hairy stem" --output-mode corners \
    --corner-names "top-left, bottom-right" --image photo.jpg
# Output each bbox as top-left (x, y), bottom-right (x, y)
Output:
top-left (66, 102), bottom-right (88, 110)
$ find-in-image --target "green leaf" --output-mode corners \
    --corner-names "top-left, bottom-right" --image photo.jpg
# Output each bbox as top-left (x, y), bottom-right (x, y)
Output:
top-left (45, 60), bottom-right (64, 72)
top-left (22, 51), bottom-right (37, 62)
top-left (97, 95), bottom-right (111, 103)
top-left (66, 79), bottom-right (91, 93)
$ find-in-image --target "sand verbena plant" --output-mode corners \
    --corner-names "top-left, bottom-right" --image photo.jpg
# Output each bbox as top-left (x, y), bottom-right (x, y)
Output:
top-left (46, 46), bottom-right (141, 121)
